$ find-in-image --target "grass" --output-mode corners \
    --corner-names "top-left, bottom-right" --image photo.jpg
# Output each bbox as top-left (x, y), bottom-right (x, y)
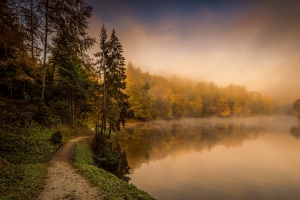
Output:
top-left (0, 122), bottom-right (93, 200)
top-left (0, 126), bottom-right (57, 164)
top-left (0, 163), bottom-right (48, 200)
top-left (0, 126), bottom-right (56, 200)
top-left (72, 138), bottom-right (156, 200)
top-left (51, 123), bottom-right (94, 143)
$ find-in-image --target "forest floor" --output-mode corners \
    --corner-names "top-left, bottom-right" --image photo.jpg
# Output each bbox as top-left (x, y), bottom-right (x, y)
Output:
top-left (37, 136), bottom-right (104, 200)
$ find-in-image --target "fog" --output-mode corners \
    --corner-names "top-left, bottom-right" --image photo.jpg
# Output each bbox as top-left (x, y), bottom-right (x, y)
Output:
top-left (114, 115), bottom-right (300, 199)
top-left (87, 0), bottom-right (300, 103)
top-left (115, 116), bottom-right (299, 171)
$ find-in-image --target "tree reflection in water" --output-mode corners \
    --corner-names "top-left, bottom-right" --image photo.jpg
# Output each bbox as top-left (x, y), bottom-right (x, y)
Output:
top-left (290, 124), bottom-right (300, 139)
top-left (92, 133), bottom-right (131, 181)
top-left (113, 119), bottom-right (267, 171)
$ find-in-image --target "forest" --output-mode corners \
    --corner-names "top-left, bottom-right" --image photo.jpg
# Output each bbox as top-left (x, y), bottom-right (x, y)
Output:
top-left (0, 0), bottom-right (128, 133)
top-left (125, 63), bottom-right (277, 120)
top-left (0, 0), bottom-right (130, 198)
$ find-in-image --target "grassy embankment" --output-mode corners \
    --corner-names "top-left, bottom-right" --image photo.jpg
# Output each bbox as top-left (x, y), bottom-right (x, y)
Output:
top-left (72, 138), bottom-right (156, 200)
top-left (0, 121), bottom-right (93, 200)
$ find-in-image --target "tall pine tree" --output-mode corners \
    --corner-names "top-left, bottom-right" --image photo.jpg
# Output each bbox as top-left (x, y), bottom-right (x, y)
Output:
top-left (95, 27), bottom-right (128, 136)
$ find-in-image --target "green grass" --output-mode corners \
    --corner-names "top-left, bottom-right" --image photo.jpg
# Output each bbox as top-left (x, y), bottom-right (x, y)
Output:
top-left (72, 139), bottom-right (156, 200)
top-left (0, 162), bottom-right (48, 200)
top-left (51, 123), bottom-right (94, 143)
top-left (0, 126), bottom-right (56, 200)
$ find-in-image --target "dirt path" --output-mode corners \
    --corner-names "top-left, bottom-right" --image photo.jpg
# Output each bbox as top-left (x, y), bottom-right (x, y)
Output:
top-left (37, 136), bottom-right (103, 200)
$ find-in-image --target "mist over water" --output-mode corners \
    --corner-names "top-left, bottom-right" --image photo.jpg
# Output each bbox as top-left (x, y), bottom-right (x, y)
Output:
top-left (115, 116), bottom-right (300, 200)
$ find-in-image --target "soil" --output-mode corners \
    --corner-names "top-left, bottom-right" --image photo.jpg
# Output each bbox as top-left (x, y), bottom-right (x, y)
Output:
top-left (37, 137), bottom-right (103, 200)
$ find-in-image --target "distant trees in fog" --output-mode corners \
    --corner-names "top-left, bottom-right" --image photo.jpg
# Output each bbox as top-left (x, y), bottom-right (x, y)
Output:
top-left (125, 63), bottom-right (276, 120)
top-left (293, 99), bottom-right (300, 118)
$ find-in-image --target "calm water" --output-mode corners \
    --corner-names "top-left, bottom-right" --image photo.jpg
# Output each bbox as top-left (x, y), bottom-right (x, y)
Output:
top-left (114, 116), bottom-right (300, 200)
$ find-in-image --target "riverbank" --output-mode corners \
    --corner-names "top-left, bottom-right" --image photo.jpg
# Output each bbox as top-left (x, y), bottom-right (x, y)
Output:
top-left (72, 138), bottom-right (156, 200)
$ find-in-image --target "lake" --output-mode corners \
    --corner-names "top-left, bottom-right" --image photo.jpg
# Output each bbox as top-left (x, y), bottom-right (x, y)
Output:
top-left (114, 116), bottom-right (300, 200)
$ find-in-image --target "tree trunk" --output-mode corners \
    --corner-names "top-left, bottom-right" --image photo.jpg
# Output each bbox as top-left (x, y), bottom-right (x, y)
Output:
top-left (102, 63), bottom-right (107, 134)
top-left (10, 81), bottom-right (13, 103)
top-left (30, 0), bottom-right (36, 78)
top-left (72, 89), bottom-right (75, 127)
top-left (108, 122), bottom-right (112, 138)
top-left (50, 49), bottom-right (59, 83)
top-left (42, 0), bottom-right (48, 101)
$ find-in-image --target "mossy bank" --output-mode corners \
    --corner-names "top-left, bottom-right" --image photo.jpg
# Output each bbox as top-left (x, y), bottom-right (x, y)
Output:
top-left (72, 138), bottom-right (156, 200)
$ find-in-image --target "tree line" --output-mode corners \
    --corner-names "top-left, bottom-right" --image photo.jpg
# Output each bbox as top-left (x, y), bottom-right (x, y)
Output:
top-left (125, 63), bottom-right (277, 120)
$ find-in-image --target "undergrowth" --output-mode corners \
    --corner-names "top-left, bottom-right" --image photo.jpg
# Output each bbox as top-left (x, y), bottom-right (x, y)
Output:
top-left (0, 122), bottom-right (92, 200)
top-left (0, 161), bottom-right (48, 200)
top-left (0, 125), bottom-right (56, 200)
top-left (0, 126), bottom-right (57, 164)
top-left (72, 138), bottom-right (155, 200)
top-left (51, 123), bottom-right (94, 143)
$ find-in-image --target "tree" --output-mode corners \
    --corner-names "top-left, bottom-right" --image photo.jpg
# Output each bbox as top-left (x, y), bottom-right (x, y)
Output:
top-left (0, 0), bottom-right (35, 101)
top-left (161, 89), bottom-right (174, 119)
top-left (106, 29), bottom-right (128, 136)
top-left (189, 94), bottom-right (203, 117)
top-left (172, 87), bottom-right (189, 119)
top-left (127, 82), bottom-right (152, 120)
top-left (216, 97), bottom-right (231, 117)
top-left (95, 27), bottom-right (128, 135)
top-left (40, 0), bottom-right (49, 100)
top-left (94, 25), bottom-right (108, 134)
top-left (19, 0), bottom-right (42, 79)
top-left (44, 0), bottom-right (94, 126)
top-left (293, 98), bottom-right (300, 118)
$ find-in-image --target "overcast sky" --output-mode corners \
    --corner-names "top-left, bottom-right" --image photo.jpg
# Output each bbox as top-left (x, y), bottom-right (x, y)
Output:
top-left (87, 0), bottom-right (300, 103)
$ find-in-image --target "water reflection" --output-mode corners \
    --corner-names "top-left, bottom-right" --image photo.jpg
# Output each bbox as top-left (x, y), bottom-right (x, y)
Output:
top-left (290, 124), bottom-right (300, 139)
top-left (114, 117), bottom-right (300, 200)
top-left (114, 119), bottom-right (266, 170)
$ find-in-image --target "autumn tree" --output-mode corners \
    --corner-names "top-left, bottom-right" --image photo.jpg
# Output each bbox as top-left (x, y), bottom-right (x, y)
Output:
top-left (216, 97), bottom-right (231, 117)
top-left (172, 87), bottom-right (189, 119)
top-left (161, 89), bottom-right (174, 119)
top-left (0, 0), bottom-right (35, 101)
top-left (127, 81), bottom-right (152, 120)
top-left (189, 94), bottom-right (203, 117)
top-left (125, 64), bottom-right (153, 120)
top-left (19, 0), bottom-right (41, 79)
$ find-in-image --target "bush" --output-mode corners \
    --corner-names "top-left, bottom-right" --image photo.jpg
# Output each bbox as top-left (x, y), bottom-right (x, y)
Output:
top-left (51, 131), bottom-right (63, 149)
top-left (0, 157), bottom-right (24, 182)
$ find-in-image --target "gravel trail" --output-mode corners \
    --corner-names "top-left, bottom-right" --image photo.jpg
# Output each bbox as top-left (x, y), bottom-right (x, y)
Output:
top-left (37, 137), bottom-right (103, 200)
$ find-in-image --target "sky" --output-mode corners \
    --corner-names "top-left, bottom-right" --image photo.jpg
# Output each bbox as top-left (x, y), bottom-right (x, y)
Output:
top-left (87, 0), bottom-right (300, 103)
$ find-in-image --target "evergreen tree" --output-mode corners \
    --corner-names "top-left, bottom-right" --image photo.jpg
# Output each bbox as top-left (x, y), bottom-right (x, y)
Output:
top-left (106, 29), bottom-right (128, 136)
top-left (95, 27), bottom-right (128, 136)
top-left (94, 25), bottom-right (108, 134)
